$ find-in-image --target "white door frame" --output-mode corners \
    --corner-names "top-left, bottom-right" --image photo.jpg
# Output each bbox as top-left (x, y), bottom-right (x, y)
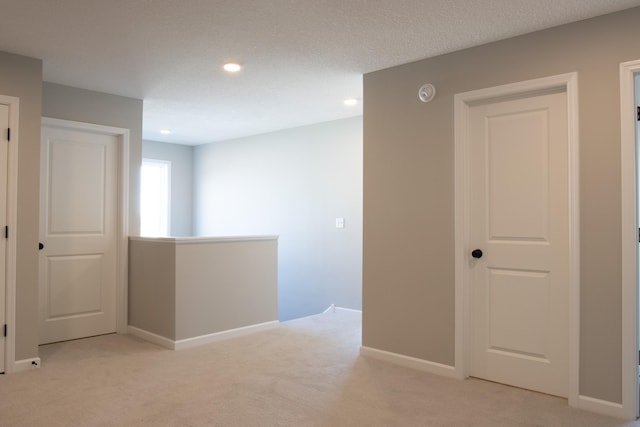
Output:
top-left (454, 73), bottom-right (580, 405)
top-left (620, 59), bottom-right (640, 421)
top-left (2, 95), bottom-right (19, 374)
top-left (41, 118), bottom-right (130, 337)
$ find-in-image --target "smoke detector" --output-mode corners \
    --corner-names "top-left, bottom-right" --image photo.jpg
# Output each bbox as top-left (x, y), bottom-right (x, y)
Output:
top-left (418, 84), bottom-right (436, 103)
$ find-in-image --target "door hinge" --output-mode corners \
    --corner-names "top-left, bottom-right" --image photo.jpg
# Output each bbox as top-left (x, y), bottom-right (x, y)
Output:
top-left (3, 324), bottom-right (6, 338)
top-left (4, 226), bottom-right (7, 239)
top-left (637, 106), bottom-right (640, 122)
top-left (6, 128), bottom-right (9, 141)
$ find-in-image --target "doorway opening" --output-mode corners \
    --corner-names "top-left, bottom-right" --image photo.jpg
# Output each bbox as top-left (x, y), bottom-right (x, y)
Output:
top-left (454, 73), bottom-right (580, 404)
top-left (39, 118), bottom-right (130, 346)
top-left (620, 59), bottom-right (640, 420)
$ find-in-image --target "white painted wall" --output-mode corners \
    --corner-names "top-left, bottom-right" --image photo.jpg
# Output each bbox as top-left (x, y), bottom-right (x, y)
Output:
top-left (194, 117), bottom-right (362, 320)
top-left (142, 140), bottom-right (193, 237)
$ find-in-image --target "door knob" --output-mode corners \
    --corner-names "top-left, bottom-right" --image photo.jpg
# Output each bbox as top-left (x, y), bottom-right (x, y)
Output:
top-left (471, 249), bottom-right (483, 259)
top-left (39, 242), bottom-right (44, 250)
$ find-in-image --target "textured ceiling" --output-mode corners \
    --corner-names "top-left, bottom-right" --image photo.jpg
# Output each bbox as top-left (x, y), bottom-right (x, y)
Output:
top-left (1, 0), bottom-right (639, 145)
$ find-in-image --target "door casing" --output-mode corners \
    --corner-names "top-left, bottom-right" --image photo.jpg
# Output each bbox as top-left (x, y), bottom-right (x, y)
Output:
top-left (453, 73), bottom-right (580, 406)
top-left (1, 95), bottom-right (18, 374)
top-left (40, 118), bottom-right (130, 339)
top-left (619, 59), bottom-right (640, 421)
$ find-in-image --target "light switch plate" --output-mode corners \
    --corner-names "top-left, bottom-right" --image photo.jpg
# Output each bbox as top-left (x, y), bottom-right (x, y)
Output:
top-left (335, 218), bottom-right (345, 228)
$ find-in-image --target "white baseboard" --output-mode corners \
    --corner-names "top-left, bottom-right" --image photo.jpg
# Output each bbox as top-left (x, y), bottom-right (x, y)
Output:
top-left (323, 304), bottom-right (362, 314)
top-left (127, 326), bottom-right (175, 350)
top-left (361, 346), bottom-right (631, 419)
top-left (576, 395), bottom-right (626, 419)
top-left (323, 304), bottom-right (336, 313)
top-left (128, 321), bottom-right (279, 351)
top-left (175, 321), bottom-right (279, 350)
top-left (335, 306), bottom-right (362, 313)
top-left (10, 357), bottom-right (42, 373)
top-left (360, 346), bottom-right (459, 379)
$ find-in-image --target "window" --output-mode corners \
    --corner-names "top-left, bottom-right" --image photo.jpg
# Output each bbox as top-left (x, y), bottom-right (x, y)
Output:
top-left (140, 159), bottom-right (171, 237)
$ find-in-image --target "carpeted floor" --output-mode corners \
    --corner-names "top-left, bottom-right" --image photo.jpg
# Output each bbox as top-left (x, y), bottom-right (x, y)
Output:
top-left (0, 310), bottom-right (638, 426)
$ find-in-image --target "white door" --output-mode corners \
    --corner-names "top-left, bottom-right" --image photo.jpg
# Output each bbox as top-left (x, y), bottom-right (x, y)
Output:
top-left (39, 124), bottom-right (118, 344)
top-left (469, 90), bottom-right (569, 397)
top-left (0, 104), bottom-right (8, 370)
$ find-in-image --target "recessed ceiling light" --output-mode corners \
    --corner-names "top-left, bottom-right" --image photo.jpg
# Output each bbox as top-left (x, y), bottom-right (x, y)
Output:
top-left (223, 62), bottom-right (242, 73)
top-left (160, 129), bottom-right (172, 135)
top-left (344, 98), bottom-right (358, 106)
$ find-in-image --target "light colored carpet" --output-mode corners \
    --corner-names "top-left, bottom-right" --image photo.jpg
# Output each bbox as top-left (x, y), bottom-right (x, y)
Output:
top-left (0, 310), bottom-right (637, 427)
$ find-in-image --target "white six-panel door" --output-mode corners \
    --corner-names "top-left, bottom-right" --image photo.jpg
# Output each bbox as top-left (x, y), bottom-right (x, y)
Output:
top-left (0, 104), bottom-right (8, 370)
top-left (469, 90), bottom-right (569, 397)
top-left (39, 124), bottom-right (118, 344)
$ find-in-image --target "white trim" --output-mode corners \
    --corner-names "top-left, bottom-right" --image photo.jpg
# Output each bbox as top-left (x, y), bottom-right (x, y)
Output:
top-left (127, 325), bottom-right (175, 350)
top-left (567, 74), bottom-right (581, 410)
top-left (620, 59), bottom-right (640, 421)
top-left (360, 346), bottom-right (458, 379)
top-left (12, 357), bottom-right (41, 373)
top-left (576, 396), bottom-right (626, 419)
top-left (175, 321), bottom-right (279, 350)
top-left (454, 73), bottom-right (580, 402)
top-left (128, 235), bottom-right (279, 244)
top-left (1, 95), bottom-right (19, 374)
top-left (454, 82), bottom-right (472, 382)
top-left (117, 128), bottom-right (130, 335)
top-left (323, 304), bottom-right (336, 313)
top-left (41, 118), bottom-right (130, 337)
top-left (323, 304), bottom-right (362, 314)
top-left (128, 321), bottom-right (280, 351)
top-left (334, 306), bottom-right (362, 313)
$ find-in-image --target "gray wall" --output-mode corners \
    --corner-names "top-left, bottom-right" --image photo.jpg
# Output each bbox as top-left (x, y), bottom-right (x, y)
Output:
top-left (42, 82), bottom-right (143, 235)
top-left (194, 117), bottom-right (362, 321)
top-left (363, 7), bottom-right (640, 404)
top-left (142, 140), bottom-right (194, 237)
top-left (129, 238), bottom-right (176, 339)
top-left (1, 56), bottom-right (143, 363)
top-left (0, 51), bottom-right (42, 360)
top-left (175, 239), bottom-right (278, 340)
top-left (128, 237), bottom-right (278, 342)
